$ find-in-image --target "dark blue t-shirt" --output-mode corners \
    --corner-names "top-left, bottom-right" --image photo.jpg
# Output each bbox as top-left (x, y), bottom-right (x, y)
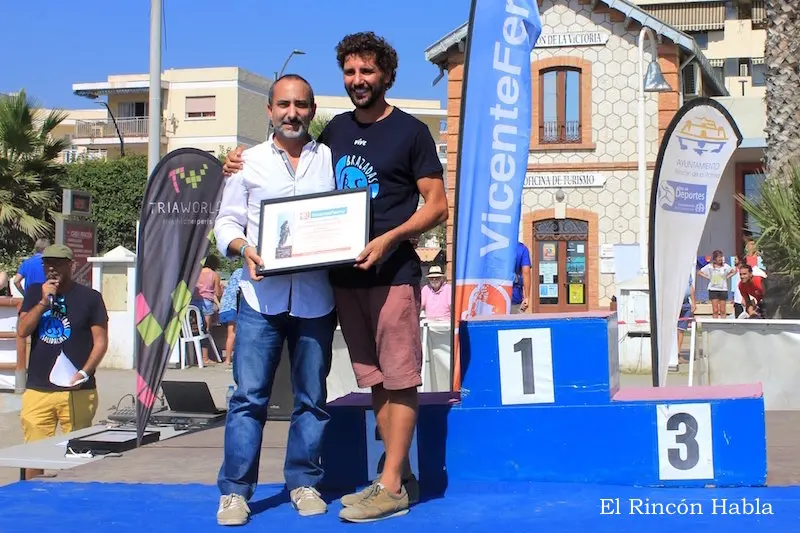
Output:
top-left (512, 242), bottom-right (532, 304)
top-left (20, 283), bottom-right (108, 392)
top-left (319, 108), bottom-right (444, 287)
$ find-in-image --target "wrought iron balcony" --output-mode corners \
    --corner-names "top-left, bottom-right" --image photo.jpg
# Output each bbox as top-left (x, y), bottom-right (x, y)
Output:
top-left (540, 120), bottom-right (581, 144)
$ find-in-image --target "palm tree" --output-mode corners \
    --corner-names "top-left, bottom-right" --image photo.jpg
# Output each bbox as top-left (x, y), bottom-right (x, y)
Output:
top-left (763, 0), bottom-right (800, 176)
top-left (0, 90), bottom-right (68, 252)
top-left (737, 162), bottom-right (800, 318)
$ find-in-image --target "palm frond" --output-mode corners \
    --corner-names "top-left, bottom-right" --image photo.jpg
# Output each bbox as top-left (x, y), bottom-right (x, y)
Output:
top-left (737, 159), bottom-right (800, 311)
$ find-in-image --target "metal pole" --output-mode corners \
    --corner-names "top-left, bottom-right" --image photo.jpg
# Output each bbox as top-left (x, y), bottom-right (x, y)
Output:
top-left (148, 0), bottom-right (162, 177)
top-left (637, 27), bottom-right (649, 276)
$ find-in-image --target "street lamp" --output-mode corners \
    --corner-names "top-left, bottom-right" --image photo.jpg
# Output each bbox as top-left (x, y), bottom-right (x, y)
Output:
top-left (85, 94), bottom-right (125, 157)
top-left (637, 26), bottom-right (672, 275)
top-left (276, 49), bottom-right (306, 79)
top-left (267, 49), bottom-right (306, 138)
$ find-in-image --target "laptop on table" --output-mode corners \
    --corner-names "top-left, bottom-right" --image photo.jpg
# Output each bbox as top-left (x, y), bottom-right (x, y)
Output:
top-left (150, 380), bottom-right (227, 426)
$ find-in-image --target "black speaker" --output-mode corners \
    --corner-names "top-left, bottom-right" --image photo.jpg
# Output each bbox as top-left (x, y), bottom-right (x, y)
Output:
top-left (268, 343), bottom-right (293, 421)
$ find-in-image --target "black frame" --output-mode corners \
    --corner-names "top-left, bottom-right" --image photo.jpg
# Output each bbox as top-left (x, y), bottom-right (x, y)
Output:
top-left (255, 187), bottom-right (371, 277)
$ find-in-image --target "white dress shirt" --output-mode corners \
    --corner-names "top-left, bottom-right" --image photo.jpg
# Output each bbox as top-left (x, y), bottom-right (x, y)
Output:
top-left (214, 136), bottom-right (336, 319)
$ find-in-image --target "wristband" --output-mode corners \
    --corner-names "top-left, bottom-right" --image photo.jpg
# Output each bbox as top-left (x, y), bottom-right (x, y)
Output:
top-left (239, 243), bottom-right (250, 257)
top-left (78, 369), bottom-right (90, 379)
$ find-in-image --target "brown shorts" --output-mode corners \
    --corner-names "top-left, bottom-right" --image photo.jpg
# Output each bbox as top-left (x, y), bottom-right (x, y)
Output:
top-left (334, 284), bottom-right (422, 390)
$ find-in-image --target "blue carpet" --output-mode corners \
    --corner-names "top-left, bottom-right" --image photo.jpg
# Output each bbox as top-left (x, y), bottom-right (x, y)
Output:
top-left (0, 481), bottom-right (797, 532)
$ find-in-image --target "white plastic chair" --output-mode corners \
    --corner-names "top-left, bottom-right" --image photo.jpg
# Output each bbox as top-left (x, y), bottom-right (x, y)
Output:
top-left (178, 305), bottom-right (221, 369)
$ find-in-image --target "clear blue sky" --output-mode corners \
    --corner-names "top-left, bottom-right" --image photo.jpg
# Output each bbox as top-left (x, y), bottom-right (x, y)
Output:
top-left (1, 0), bottom-right (469, 110)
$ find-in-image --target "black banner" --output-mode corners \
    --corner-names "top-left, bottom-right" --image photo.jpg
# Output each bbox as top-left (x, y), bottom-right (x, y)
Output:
top-left (134, 148), bottom-right (224, 444)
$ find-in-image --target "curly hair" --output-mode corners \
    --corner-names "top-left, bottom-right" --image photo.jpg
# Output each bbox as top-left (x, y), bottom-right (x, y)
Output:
top-left (335, 32), bottom-right (398, 89)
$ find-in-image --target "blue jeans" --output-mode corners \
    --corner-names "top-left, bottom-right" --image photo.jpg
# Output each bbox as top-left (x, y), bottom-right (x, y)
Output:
top-left (217, 300), bottom-right (336, 500)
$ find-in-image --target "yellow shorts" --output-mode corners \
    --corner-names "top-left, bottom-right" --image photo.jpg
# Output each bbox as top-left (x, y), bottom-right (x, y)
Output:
top-left (20, 389), bottom-right (99, 443)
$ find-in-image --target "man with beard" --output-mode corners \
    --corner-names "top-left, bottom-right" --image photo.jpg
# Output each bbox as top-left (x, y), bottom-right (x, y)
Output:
top-left (420, 265), bottom-right (451, 321)
top-left (223, 33), bottom-right (448, 522)
top-left (16, 244), bottom-right (108, 480)
top-left (213, 74), bottom-right (338, 526)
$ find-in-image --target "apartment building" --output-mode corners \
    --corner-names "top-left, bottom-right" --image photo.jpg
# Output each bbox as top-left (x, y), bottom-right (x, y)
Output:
top-left (63, 67), bottom-right (446, 167)
top-left (637, 0), bottom-right (766, 98)
top-left (68, 67), bottom-right (272, 161)
top-left (425, 0), bottom-right (765, 312)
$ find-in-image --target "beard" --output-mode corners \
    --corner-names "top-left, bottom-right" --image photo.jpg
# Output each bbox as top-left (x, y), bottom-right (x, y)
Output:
top-left (346, 80), bottom-right (385, 109)
top-left (274, 119), bottom-right (308, 139)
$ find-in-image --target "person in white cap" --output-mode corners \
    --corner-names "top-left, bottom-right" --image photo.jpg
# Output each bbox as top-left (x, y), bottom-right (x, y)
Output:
top-left (420, 265), bottom-right (451, 321)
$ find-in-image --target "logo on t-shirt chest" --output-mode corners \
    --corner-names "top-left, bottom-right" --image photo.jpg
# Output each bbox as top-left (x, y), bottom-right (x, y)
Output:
top-left (335, 154), bottom-right (379, 199)
top-left (39, 310), bottom-right (72, 345)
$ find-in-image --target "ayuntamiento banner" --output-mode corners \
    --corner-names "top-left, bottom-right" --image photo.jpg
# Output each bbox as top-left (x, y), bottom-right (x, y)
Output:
top-left (451, 0), bottom-right (542, 390)
top-left (134, 148), bottom-right (225, 443)
top-left (648, 97), bottom-right (742, 386)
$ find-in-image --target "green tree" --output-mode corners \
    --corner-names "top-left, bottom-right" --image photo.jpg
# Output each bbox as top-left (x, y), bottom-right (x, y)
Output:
top-left (310, 113), bottom-right (332, 140)
top-left (0, 90), bottom-right (68, 258)
top-left (63, 154), bottom-right (148, 253)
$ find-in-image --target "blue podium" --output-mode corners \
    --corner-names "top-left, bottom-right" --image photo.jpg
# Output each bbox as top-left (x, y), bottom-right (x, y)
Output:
top-left (320, 311), bottom-right (766, 495)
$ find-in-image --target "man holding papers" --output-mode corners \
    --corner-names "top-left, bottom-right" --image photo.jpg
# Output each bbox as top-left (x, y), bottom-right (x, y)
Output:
top-left (16, 244), bottom-right (108, 479)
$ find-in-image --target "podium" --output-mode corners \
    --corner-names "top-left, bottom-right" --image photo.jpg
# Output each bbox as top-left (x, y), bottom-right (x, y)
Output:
top-left (320, 311), bottom-right (766, 494)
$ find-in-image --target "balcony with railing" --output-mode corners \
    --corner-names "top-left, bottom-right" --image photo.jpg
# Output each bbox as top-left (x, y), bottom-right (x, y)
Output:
top-left (58, 148), bottom-right (108, 164)
top-left (540, 120), bottom-right (581, 144)
top-left (74, 116), bottom-right (161, 140)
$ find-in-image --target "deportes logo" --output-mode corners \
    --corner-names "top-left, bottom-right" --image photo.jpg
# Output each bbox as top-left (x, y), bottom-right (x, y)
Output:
top-left (676, 117), bottom-right (729, 156)
top-left (335, 155), bottom-right (379, 199)
top-left (658, 180), bottom-right (706, 215)
top-left (38, 310), bottom-right (71, 345)
top-left (459, 282), bottom-right (512, 320)
top-left (169, 164), bottom-right (209, 194)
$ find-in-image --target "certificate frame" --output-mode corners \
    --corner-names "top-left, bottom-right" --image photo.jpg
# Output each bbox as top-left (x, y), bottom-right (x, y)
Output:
top-left (255, 187), bottom-right (371, 277)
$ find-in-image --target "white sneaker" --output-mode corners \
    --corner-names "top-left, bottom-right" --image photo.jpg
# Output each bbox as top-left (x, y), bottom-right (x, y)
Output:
top-left (290, 486), bottom-right (327, 516)
top-left (217, 493), bottom-right (250, 526)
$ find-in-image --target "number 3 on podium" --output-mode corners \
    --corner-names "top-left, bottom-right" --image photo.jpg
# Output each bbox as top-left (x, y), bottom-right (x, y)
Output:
top-left (656, 403), bottom-right (714, 480)
top-left (497, 328), bottom-right (555, 405)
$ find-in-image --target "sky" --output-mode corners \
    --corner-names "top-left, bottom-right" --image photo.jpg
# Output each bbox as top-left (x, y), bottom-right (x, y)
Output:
top-left (0, 0), bottom-right (470, 110)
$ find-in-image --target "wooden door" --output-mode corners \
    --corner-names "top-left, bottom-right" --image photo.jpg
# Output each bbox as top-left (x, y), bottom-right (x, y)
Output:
top-left (532, 218), bottom-right (590, 313)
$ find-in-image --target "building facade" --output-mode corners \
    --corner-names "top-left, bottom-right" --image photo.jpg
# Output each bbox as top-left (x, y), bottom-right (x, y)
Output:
top-left (637, 0), bottom-right (767, 98)
top-left (62, 67), bottom-right (446, 167)
top-left (426, 0), bottom-right (765, 312)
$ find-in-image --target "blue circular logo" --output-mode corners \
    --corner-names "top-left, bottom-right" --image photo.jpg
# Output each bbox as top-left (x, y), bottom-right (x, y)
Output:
top-left (335, 156), bottom-right (379, 199)
top-left (39, 311), bottom-right (71, 345)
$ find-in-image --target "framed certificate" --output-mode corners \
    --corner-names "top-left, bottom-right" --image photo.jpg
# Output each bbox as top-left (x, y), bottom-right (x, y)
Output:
top-left (256, 187), bottom-right (371, 277)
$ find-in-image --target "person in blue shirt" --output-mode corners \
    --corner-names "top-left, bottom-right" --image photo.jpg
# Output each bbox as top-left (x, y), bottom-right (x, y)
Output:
top-left (512, 242), bottom-right (532, 313)
top-left (218, 268), bottom-right (242, 368)
top-left (13, 239), bottom-right (49, 295)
